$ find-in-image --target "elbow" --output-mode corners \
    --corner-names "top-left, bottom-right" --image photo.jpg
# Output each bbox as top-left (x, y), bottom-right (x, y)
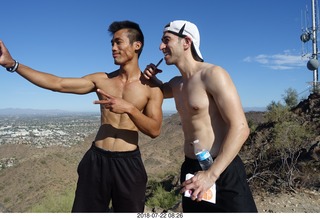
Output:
top-left (241, 123), bottom-right (250, 141)
top-left (148, 126), bottom-right (161, 138)
top-left (149, 129), bottom-right (161, 139)
top-left (233, 121), bottom-right (250, 142)
top-left (148, 120), bottom-right (162, 138)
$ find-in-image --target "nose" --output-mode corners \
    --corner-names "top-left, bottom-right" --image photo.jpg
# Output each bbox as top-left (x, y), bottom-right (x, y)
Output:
top-left (159, 42), bottom-right (165, 51)
top-left (111, 43), bottom-right (117, 51)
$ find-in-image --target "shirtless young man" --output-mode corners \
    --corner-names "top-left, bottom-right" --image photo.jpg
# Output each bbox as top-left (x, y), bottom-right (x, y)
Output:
top-left (144, 20), bottom-right (257, 212)
top-left (0, 21), bottom-right (163, 212)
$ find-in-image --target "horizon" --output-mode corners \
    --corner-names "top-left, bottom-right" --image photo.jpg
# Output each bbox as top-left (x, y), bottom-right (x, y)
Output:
top-left (0, 106), bottom-right (266, 115)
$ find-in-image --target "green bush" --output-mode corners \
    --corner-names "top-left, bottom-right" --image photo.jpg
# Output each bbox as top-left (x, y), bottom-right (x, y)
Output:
top-left (282, 88), bottom-right (298, 108)
top-left (146, 183), bottom-right (179, 210)
top-left (265, 88), bottom-right (299, 123)
top-left (246, 88), bottom-right (317, 192)
top-left (265, 101), bottom-right (289, 123)
top-left (271, 120), bottom-right (314, 189)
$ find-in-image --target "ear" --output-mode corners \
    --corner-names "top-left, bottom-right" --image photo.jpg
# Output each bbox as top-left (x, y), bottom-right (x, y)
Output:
top-left (133, 41), bottom-right (142, 51)
top-left (183, 36), bottom-right (192, 50)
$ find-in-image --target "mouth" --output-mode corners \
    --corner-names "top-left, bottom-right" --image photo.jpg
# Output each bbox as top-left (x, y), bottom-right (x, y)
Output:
top-left (163, 52), bottom-right (170, 58)
top-left (112, 53), bottom-right (120, 58)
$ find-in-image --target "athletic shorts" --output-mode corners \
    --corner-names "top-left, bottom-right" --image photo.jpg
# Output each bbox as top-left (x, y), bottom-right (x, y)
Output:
top-left (180, 155), bottom-right (258, 212)
top-left (72, 142), bottom-right (147, 212)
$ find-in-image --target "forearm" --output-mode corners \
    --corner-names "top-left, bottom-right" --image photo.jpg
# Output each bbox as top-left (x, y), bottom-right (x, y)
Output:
top-left (127, 106), bottom-right (161, 138)
top-left (156, 81), bottom-right (173, 99)
top-left (150, 75), bottom-right (163, 86)
top-left (10, 63), bottom-right (95, 94)
top-left (0, 41), bottom-right (94, 94)
top-left (15, 63), bottom-right (62, 91)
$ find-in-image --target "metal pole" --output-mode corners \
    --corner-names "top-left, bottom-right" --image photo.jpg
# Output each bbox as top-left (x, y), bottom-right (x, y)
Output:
top-left (311, 0), bottom-right (319, 92)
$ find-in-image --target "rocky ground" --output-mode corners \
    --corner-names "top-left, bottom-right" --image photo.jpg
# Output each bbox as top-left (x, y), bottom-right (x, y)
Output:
top-left (1, 138), bottom-right (319, 213)
top-left (144, 189), bottom-right (320, 213)
top-left (0, 101), bottom-right (319, 213)
top-left (253, 189), bottom-right (320, 213)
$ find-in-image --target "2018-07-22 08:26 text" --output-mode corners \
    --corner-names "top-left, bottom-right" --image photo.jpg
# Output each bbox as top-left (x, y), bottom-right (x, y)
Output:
top-left (136, 212), bottom-right (183, 218)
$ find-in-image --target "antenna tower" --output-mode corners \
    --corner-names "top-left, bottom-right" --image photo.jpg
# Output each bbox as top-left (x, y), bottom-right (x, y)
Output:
top-left (301, 0), bottom-right (320, 93)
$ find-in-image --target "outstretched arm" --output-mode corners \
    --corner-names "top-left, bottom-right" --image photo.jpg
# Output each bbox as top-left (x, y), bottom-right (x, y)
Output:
top-left (0, 40), bottom-right (95, 94)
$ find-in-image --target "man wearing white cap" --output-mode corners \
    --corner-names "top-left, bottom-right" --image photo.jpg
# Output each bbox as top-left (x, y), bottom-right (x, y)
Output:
top-left (144, 20), bottom-right (257, 212)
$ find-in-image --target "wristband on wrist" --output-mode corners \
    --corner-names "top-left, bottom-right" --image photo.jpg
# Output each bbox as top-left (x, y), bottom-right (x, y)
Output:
top-left (6, 60), bottom-right (19, 73)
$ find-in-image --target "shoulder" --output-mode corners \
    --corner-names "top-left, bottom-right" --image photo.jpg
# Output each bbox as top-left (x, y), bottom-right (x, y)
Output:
top-left (83, 71), bottom-right (118, 80)
top-left (83, 71), bottom-right (107, 78)
top-left (144, 79), bottom-right (164, 99)
top-left (200, 63), bottom-right (227, 75)
top-left (199, 63), bottom-right (230, 81)
top-left (198, 63), bottom-right (234, 91)
top-left (141, 76), bottom-right (163, 94)
top-left (105, 70), bottom-right (119, 78)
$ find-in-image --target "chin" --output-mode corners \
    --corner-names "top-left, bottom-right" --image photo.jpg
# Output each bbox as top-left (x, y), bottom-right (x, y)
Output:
top-left (165, 60), bottom-right (174, 65)
top-left (164, 57), bottom-right (175, 65)
top-left (114, 60), bottom-right (121, 65)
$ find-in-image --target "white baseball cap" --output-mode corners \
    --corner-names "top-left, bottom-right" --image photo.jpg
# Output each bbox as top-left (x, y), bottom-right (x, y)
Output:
top-left (163, 20), bottom-right (203, 62)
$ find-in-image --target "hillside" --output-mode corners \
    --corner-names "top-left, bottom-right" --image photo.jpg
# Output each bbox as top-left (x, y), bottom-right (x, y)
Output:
top-left (0, 94), bottom-right (319, 213)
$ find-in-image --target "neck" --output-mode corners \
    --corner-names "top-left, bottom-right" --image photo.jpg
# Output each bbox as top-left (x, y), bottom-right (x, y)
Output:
top-left (118, 61), bottom-right (141, 81)
top-left (176, 57), bottom-right (200, 78)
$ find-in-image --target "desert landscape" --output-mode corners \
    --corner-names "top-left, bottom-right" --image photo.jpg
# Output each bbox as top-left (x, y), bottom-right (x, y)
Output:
top-left (0, 94), bottom-right (319, 213)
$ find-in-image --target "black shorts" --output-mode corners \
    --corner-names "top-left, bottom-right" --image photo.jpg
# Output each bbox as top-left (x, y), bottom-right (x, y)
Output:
top-left (180, 155), bottom-right (257, 212)
top-left (72, 142), bottom-right (147, 212)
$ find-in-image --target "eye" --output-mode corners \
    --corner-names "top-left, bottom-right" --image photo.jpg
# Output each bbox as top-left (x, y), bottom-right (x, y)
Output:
top-left (162, 38), bottom-right (169, 44)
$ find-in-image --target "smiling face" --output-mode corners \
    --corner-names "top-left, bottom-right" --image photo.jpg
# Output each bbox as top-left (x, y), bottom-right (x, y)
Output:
top-left (111, 29), bottom-right (141, 66)
top-left (160, 32), bottom-right (185, 65)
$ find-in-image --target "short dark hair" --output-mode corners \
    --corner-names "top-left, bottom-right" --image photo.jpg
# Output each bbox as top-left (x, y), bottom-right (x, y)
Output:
top-left (108, 20), bottom-right (144, 57)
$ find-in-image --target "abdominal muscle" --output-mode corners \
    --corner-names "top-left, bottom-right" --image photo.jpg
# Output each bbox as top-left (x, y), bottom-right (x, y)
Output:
top-left (93, 112), bottom-right (139, 152)
top-left (180, 106), bottom-right (225, 159)
top-left (182, 119), bottom-right (216, 159)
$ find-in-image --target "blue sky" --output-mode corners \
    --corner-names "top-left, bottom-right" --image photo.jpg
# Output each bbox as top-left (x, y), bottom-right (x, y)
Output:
top-left (0, 0), bottom-right (315, 112)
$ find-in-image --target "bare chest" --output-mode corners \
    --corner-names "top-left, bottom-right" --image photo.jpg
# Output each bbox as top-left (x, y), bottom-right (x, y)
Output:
top-left (96, 77), bottom-right (149, 110)
top-left (172, 80), bottom-right (210, 115)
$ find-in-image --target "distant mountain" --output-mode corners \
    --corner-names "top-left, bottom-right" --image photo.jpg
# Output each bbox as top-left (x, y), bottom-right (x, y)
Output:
top-left (0, 108), bottom-right (177, 117)
top-left (0, 107), bottom-right (264, 116)
top-left (244, 107), bottom-right (266, 112)
top-left (0, 108), bottom-right (81, 116)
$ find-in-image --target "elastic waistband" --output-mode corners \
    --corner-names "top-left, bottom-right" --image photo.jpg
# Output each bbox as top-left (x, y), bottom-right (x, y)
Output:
top-left (90, 142), bottom-right (141, 158)
top-left (184, 156), bottom-right (199, 165)
top-left (184, 155), bottom-right (216, 164)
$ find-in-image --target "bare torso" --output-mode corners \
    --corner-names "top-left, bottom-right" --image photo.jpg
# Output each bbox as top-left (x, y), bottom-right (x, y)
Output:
top-left (89, 71), bottom-right (156, 151)
top-left (169, 63), bottom-right (228, 159)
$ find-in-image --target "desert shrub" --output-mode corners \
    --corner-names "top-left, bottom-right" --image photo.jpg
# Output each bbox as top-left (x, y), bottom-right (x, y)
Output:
top-left (250, 115), bottom-right (314, 191)
top-left (247, 119), bottom-right (257, 133)
top-left (146, 182), bottom-right (180, 210)
top-left (265, 88), bottom-right (299, 123)
top-left (282, 88), bottom-right (298, 108)
top-left (270, 120), bottom-right (314, 189)
top-left (265, 101), bottom-right (290, 123)
top-left (246, 88), bottom-right (316, 192)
